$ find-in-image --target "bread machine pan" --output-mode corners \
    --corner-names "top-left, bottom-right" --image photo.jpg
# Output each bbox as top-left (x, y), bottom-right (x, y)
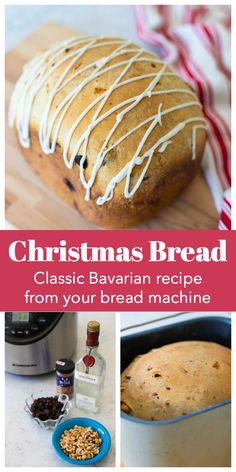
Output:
top-left (121, 315), bottom-right (231, 467)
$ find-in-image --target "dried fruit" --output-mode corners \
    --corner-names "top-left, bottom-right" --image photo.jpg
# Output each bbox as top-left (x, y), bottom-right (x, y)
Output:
top-left (30, 396), bottom-right (63, 421)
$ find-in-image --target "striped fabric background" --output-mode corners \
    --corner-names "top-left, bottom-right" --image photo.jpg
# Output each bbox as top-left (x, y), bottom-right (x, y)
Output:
top-left (134, 5), bottom-right (231, 229)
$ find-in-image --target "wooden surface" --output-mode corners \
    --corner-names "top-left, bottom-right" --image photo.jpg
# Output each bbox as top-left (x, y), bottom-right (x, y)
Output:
top-left (5, 23), bottom-right (219, 230)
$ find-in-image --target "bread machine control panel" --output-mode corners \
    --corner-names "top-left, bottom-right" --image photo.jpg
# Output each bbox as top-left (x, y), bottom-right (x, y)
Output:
top-left (5, 312), bottom-right (63, 345)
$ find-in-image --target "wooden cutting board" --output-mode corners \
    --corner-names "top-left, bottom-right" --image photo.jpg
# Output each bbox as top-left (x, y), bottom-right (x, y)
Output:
top-left (5, 23), bottom-right (219, 230)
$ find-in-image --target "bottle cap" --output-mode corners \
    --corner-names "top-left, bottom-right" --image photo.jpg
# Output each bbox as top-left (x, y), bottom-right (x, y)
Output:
top-left (56, 358), bottom-right (75, 373)
top-left (87, 321), bottom-right (100, 333)
top-left (87, 321), bottom-right (100, 346)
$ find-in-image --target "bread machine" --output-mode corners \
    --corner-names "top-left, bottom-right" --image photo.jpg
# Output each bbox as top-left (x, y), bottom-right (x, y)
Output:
top-left (5, 312), bottom-right (77, 375)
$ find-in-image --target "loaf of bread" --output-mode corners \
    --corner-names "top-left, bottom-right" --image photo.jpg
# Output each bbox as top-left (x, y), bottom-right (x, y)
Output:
top-left (121, 341), bottom-right (231, 420)
top-left (9, 36), bottom-right (206, 228)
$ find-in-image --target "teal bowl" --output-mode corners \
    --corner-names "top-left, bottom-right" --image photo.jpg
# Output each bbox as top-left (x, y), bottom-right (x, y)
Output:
top-left (52, 417), bottom-right (111, 466)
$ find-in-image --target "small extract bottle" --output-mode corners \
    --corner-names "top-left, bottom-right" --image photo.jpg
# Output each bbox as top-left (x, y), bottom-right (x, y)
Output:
top-left (75, 321), bottom-right (106, 412)
top-left (56, 358), bottom-right (75, 399)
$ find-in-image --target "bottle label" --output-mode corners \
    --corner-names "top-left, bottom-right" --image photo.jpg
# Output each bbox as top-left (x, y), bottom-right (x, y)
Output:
top-left (75, 371), bottom-right (101, 385)
top-left (56, 373), bottom-right (74, 387)
top-left (76, 393), bottom-right (96, 408)
top-left (83, 354), bottom-right (95, 368)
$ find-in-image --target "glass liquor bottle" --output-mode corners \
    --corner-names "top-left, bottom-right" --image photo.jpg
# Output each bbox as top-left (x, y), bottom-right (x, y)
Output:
top-left (75, 321), bottom-right (106, 413)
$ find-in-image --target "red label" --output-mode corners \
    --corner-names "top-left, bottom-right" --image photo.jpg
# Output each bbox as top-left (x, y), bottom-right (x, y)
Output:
top-left (87, 330), bottom-right (99, 347)
top-left (83, 355), bottom-right (95, 368)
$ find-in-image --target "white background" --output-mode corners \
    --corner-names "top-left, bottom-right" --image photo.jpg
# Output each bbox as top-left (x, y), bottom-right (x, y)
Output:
top-left (1, 1), bottom-right (235, 471)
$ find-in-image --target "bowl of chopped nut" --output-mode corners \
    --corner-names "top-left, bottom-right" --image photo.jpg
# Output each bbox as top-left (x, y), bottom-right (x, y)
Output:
top-left (52, 417), bottom-right (111, 465)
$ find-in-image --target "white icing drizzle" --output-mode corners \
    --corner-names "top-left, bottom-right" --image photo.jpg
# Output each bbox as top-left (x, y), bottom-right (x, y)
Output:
top-left (192, 124), bottom-right (208, 160)
top-left (9, 36), bottom-right (207, 205)
top-left (158, 140), bottom-right (172, 153)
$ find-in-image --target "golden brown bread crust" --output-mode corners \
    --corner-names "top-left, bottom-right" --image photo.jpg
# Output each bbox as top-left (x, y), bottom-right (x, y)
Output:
top-left (12, 36), bottom-right (206, 228)
top-left (20, 129), bottom-right (204, 228)
top-left (121, 341), bottom-right (231, 420)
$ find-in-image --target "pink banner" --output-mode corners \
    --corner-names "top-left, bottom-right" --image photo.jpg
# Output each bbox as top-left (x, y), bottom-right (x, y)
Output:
top-left (0, 230), bottom-right (235, 311)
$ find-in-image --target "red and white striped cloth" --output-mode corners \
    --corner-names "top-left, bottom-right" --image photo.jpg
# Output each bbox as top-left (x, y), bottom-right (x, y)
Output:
top-left (134, 5), bottom-right (231, 229)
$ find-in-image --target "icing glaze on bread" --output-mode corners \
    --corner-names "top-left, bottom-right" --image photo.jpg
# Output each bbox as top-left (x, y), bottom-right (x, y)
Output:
top-left (9, 36), bottom-right (207, 227)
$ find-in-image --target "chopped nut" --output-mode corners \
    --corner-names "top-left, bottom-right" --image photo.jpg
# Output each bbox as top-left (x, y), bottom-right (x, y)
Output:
top-left (121, 402), bottom-right (131, 413)
top-left (60, 425), bottom-right (102, 460)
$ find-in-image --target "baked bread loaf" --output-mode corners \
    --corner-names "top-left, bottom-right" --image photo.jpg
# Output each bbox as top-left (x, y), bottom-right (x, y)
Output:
top-left (9, 36), bottom-right (206, 228)
top-left (121, 341), bottom-right (231, 420)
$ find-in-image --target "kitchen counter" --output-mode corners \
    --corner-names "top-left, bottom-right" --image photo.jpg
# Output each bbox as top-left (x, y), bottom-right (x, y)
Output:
top-left (5, 312), bottom-right (116, 467)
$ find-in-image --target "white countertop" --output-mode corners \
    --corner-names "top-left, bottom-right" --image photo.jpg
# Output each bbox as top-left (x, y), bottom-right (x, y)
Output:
top-left (5, 5), bottom-right (140, 52)
top-left (5, 312), bottom-right (116, 467)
